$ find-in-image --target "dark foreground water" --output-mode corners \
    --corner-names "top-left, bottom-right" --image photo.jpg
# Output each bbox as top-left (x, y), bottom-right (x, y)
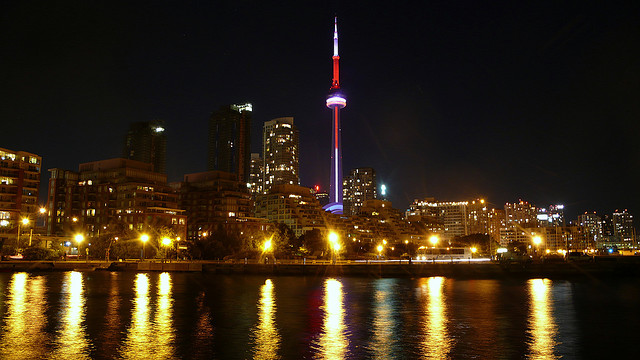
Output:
top-left (0, 272), bottom-right (638, 359)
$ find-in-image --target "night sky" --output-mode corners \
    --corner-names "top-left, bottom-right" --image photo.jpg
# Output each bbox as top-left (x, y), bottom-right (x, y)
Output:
top-left (1, 1), bottom-right (639, 221)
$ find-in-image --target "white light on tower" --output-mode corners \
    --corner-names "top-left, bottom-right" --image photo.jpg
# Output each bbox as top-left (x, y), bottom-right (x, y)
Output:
top-left (381, 184), bottom-right (386, 197)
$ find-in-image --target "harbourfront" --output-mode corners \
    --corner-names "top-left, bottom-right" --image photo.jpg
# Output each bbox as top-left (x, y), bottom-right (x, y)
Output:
top-left (2, 256), bottom-right (640, 279)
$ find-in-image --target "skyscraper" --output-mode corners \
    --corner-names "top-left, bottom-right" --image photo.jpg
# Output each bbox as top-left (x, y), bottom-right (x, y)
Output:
top-left (248, 153), bottom-right (263, 196)
top-left (323, 17), bottom-right (347, 214)
top-left (343, 167), bottom-right (376, 216)
top-left (123, 120), bottom-right (167, 174)
top-left (208, 103), bottom-right (252, 184)
top-left (262, 117), bottom-right (300, 193)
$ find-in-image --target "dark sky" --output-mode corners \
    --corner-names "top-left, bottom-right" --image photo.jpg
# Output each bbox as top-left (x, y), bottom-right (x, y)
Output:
top-left (1, 1), bottom-right (639, 220)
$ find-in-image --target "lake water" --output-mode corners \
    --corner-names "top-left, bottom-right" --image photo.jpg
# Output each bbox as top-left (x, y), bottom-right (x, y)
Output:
top-left (0, 271), bottom-right (638, 359)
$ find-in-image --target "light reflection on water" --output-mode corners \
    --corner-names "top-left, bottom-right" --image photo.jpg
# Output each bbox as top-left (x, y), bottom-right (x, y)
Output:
top-left (370, 279), bottom-right (398, 359)
top-left (252, 278), bottom-right (281, 359)
top-left (317, 278), bottom-right (349, 359)
top-left (121, 272), bottom-right (175, 359)
top-left (0, 273), bottom-right (49, 359)
top-left (419, 276), bottom-right (452, 359)
top-left (0, 272), bottom-right (635, 358)
top-left (53, 271), bottom-right (90, 359)
top-left (527, 278), bottom-right (559, 360)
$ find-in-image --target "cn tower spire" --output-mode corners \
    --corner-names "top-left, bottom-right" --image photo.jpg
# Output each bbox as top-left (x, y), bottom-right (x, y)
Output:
top-left (331, 16), bottom-right (341, 90)
top-left (324, 17), bottom-right (347, 214)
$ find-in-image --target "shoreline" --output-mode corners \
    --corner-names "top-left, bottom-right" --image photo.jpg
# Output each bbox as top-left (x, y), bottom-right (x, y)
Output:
top-left (1, 258), bottom-right (640, 279)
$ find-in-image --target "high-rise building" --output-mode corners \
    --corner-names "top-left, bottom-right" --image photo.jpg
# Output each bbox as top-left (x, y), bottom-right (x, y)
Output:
top-left (537, 204), bottom-right (565, 227)
top-left (248, 153), bottom-right (263, 196)
top-left (406, 199), bottom-right (469, 241)
top-left (578, 212), bottom-right (602, 247)
top-left (0, 147), bottom-right (42, 244)
top-left (612, 209), bottom-right (635, 244)
top-left (343, 167), bottom-right (377, 216)
top-left (505, 200), bottom-right (537, 228)
top-left (208, 103), bottom-right (252, 184)
top-left (262, 117), bottom-right (299, 193)
top-left (123, 120), bottom-right (167, 173)
top-left (323, 17), bottom-right (347, 214)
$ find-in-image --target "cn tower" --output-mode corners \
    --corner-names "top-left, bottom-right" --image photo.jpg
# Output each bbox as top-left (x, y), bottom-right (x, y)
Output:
top-left (323, 17), bottom-right (347, 214)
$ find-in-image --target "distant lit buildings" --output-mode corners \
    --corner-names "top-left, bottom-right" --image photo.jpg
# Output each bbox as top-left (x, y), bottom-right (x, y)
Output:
top-left (262, 117), bottom-right (299, 193)
top-left (578, 212), bottom-right (602, 247)
top-left (406, 199), bottom-right (469, 241)
top-left (123, 120), bottom-right (167, 173)
top-left (254, 184), bottom-right (325, 237)
top-left (0, 147), bottom-right (42, 242)
top-left (537, 204), bottom-right (565, 227)
top-left (208, 103), bottom-right (252, 184)
top-left (248, 153), bottom-right (263, 196)
top-left (174, 171), bottom-right (253, 239)
top-left (613, 209), bottom-right (635, 244)
top-left (505, 200), bottom-right (537, 227)
top-left (342, 167), bottom-right (377, 216)
top-left (46, 158), bottom-right (186, 239)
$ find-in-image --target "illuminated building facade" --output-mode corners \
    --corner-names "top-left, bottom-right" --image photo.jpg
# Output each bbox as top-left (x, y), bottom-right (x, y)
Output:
top-left (123, 120), bottom-right (167, 174)
top-left (248, 153), bottom-right (263, 196)
top-left (612, 209), bottom-right (635, 244)
top-left (254, 184), bottom-right (326, 237)
top-left (175, 170), bottom-right (253, 240)
top-left (537, 204), bottom-right (565, 227)
top-left (323, 17), bottom-right (347, 214)
top-left (505, 200), bottom-right (537, 228)
top-left (406, 199), bottom-right (469, 241)
top-left (262, 117), bottom-right (299, 193)
top-left (0, 147), bottom-right (41, 242)
top-left (46, 158), bottom-right (186, 239)
top-left (343, 167), bottom-right (377, 216)
top-left (578, 212), bottom-right (602, 247)
top-left (208, 103), bottom-right (252, 184)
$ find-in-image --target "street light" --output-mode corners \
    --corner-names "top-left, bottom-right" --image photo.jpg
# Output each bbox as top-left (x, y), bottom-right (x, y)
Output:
top-left (17, 218), bottom-right (30, 247)
top-left (328, 232), bottom-right (340, 264)
top-left (377, 244), bottom-right (383, 259)
top-left (533, 235), bottom-right (542, 258)
top-left (471, 247), bottom-right (477, 258)
top-left (75, 234), bottom-right (84, 260)
top-left (140, 234), bottom-right (149, 260)
top-left (161, 237), bottom-right (172, 261)
top-left (263, 237), bottom-right (273, 264)
top-left (429, 235), bottom-right (439, 247)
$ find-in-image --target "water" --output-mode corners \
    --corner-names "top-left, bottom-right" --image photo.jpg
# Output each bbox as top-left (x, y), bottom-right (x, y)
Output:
top-left (0, 272), bottom-right (638, 359)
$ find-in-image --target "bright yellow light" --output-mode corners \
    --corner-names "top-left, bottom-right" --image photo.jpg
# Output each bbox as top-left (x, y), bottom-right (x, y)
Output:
top-left (377, 245), bottom-right (383, 253)
top-left (140, 234), bottom-right (149, 243)
top-left (471, 247), bottom-right (477, 253)
top-left (263, 239), bottom-right (272, 252)
top-left (545, 249), bottom-right (551, 254)
top-left (533, 236), bottom-right (542, 245)
top-left (176, 237), bottom-right (181, 241)
top-left (405, 240), bottom-right (409, 244)
top-left (75, 234), bottom-right (84, 243)
top-left (334, 243), bottom-right (341, 251)
top-left (429, 235), bottom-right (439, 246)
top-left (480, 199), bottom-right (485, 204)
top-left (382, 239), bottom-right (387, 245)
top-left (329, 232), bottom-right (338, 244)
top-left (39, 207), bottom-right (46, 214)
top-left (161, 237), bottom-right (172, 246)
top-left (21, 218), bottom-right (29, 225)
top-left (72, 217), bottom-right (78, 222)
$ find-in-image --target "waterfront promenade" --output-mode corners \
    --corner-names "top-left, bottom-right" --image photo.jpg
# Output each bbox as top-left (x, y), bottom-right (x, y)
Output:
top-left (1, 256), bottom-right (640, 279)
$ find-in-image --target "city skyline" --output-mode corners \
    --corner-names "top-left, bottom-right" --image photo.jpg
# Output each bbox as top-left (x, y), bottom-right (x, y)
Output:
top-left (1, 1), bottom-right (638, 220)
